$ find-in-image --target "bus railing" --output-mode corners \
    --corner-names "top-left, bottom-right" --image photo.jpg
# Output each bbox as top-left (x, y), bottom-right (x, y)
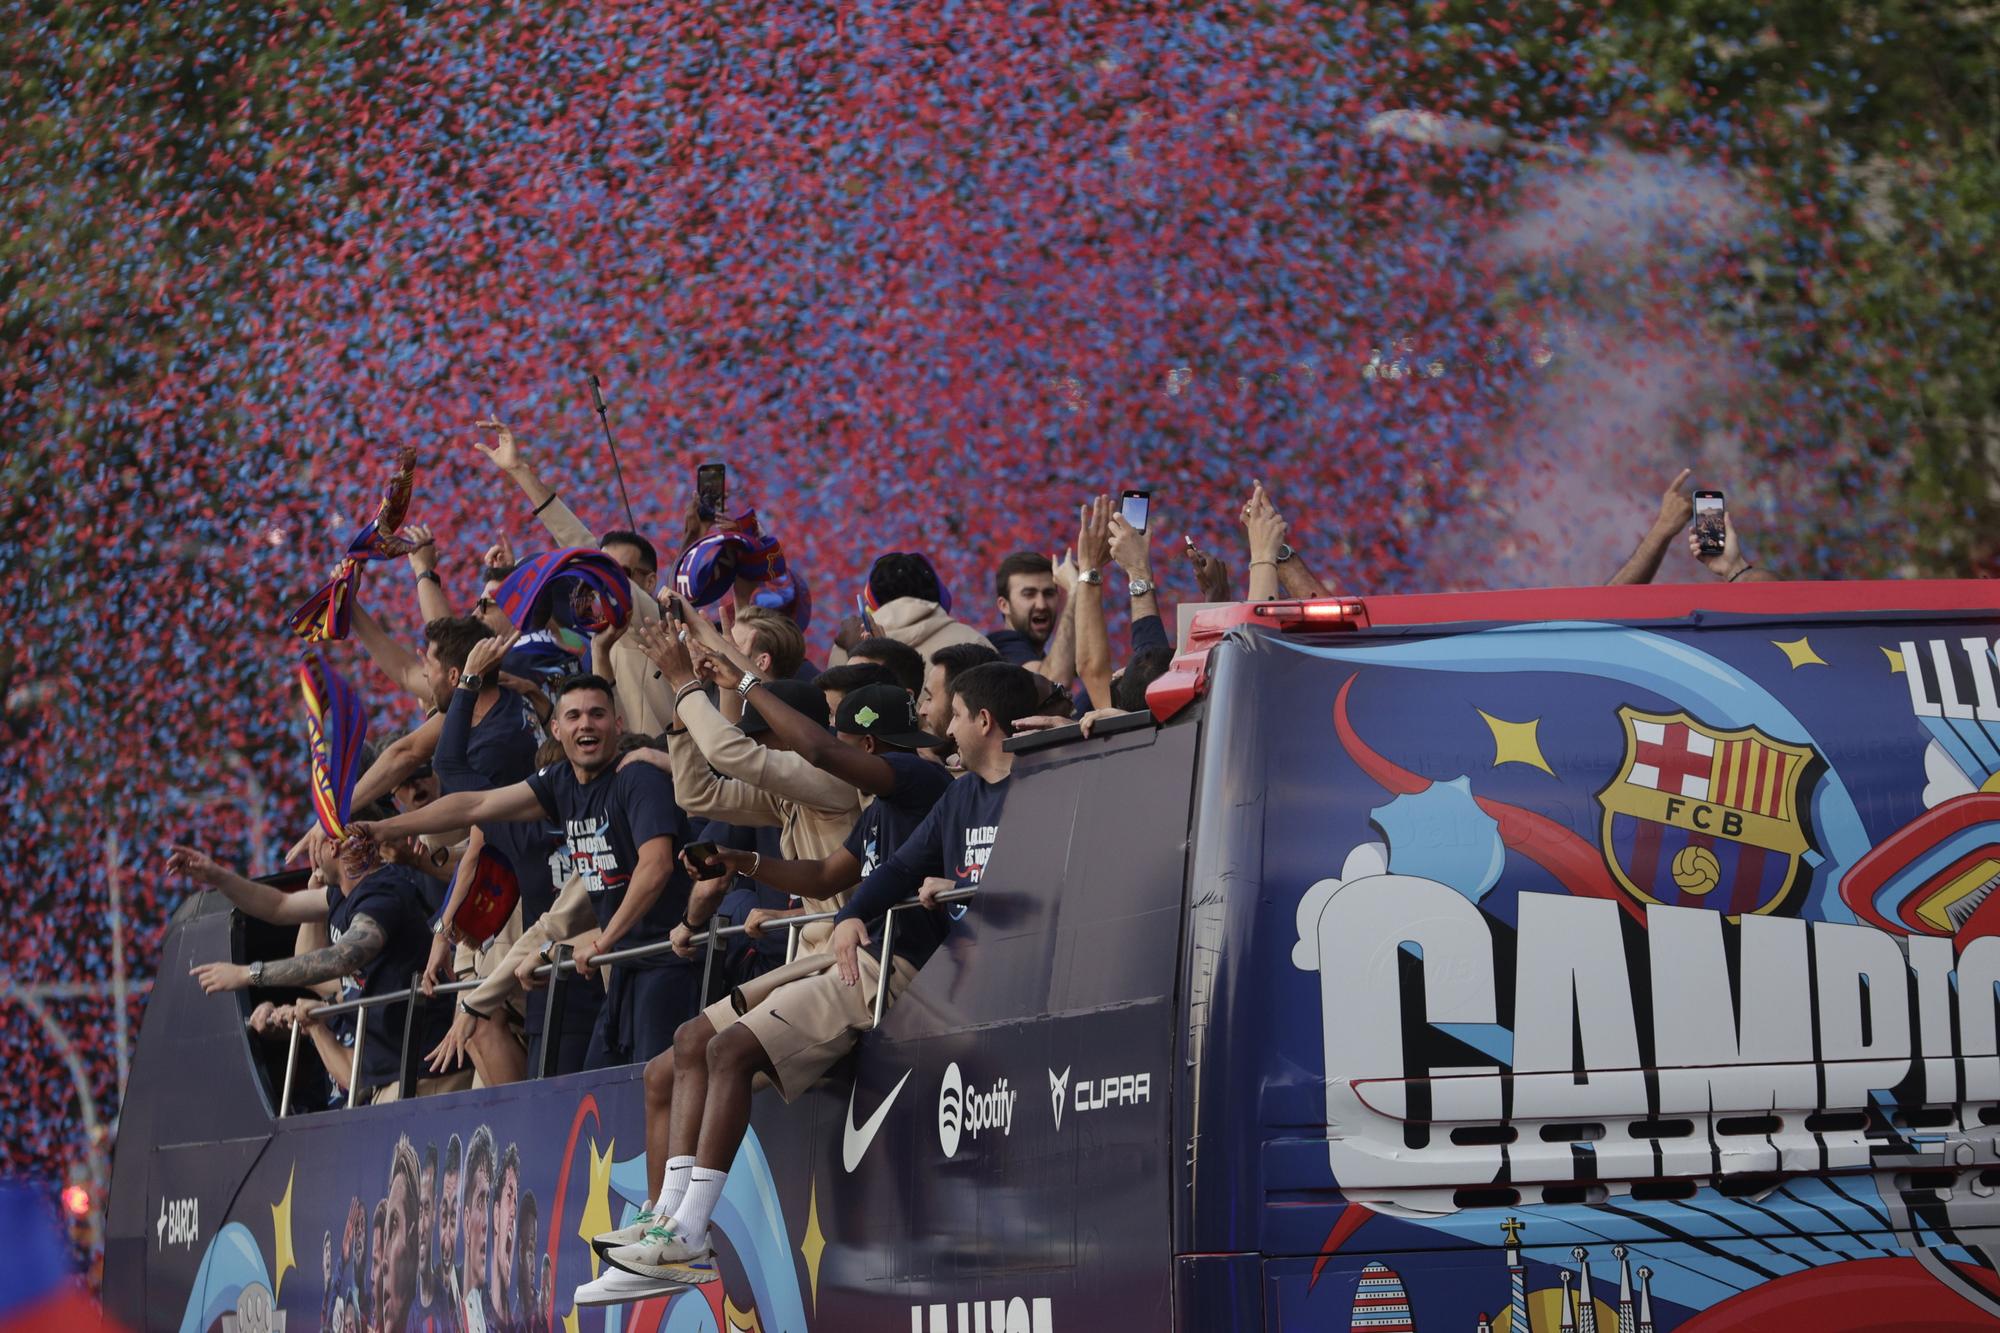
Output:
top-left (275, 888), bottom-right (972, 1116)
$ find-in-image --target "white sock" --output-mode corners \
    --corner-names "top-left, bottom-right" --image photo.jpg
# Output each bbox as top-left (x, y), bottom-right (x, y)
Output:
top-left (655, 1157), bottom-right (695, 1219)
top-left (669, 1166), bottom-right (727, 1243)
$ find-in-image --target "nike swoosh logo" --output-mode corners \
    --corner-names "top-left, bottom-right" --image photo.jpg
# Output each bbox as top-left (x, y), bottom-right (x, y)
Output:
top-left (842, 1069), bottom-right (912, 1172)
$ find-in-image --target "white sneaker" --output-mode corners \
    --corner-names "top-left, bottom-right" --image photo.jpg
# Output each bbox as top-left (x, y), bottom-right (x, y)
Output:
top-left (573, 1264), bottom-right (687, 1307)
top-left (606, 1223), bottom-right (719, 1282)
top-left (591, 1200), bottom-right (656, 1258)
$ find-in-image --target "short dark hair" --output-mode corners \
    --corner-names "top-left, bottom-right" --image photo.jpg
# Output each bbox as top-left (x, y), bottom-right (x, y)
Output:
top-left (444, 1134), bottom-right (462, 1178)
top-left (815, 661), bottom-right (895, 696)
top-left (599, 530), bottom-right (659, 574)
top-left (850, 637), bottom-right (924, 693)
top-left (424, 616), bottom-right (496, 671)
top-left (866, 552), bottom-right (942, 606)
top-left (423, 1142), bottom-right (438, 1176)
top-left (950, 662), bottom-right (1043, 734)
top-left (930, 642), bottom-right (1001, 694)
top-left (498, 1142), bottom-right (521, 1193)
top-left (1112, 646), bottom-right (1174, 712)
top-left (465, 1125), bottom-right (495, 1190)
top-left (993, 551), bottom-right (1054, 600)
top-left (554, 673), bottom-right (616, 708)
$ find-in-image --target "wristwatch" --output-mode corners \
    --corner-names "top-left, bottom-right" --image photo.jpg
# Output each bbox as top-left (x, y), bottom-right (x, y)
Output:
top-left (1128, 577), bottom-right (1156, 598)
top-left (1078, 568), bottom-right (1104, 586)
top-left (457, 997), bottom-right (489, 1021)
top-left (1274, 543), bottom-right (1295, 564)
top-left (249, 960), bottom-right (266, 986)
top-left (736, 670), bottom-right (762, 699)
top-left (431, 915), bottom-right (457, 941)
top-left (457, 672), bottom-right (485, 693)
top-left (416, 569), bottom-right (442, 586)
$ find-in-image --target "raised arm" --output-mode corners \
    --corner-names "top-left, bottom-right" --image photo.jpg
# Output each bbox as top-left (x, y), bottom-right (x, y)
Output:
top-left (404, 524), bottom-right (452, 622)
top-left (1072, 497), bottom-right (1116, 712)
top-left (351, 714), bottom-right (443, 811)
top-left (1108, 511), bottom-right (1160, 625)
top-left (1242, 483), bottom-right (1286, 602)
top-left (169, 845), bottom-right (332, 925)
top-left (1034, 555), bottom-right (1080, 684)
top-left (736, 671), bottom-right (899, 798)
top-left (1609, 468), bottom-right (1694, 585)
top-left (346, 601), bottom-right (431, 705)
top-left (473, 419), bottom-right (566, 531)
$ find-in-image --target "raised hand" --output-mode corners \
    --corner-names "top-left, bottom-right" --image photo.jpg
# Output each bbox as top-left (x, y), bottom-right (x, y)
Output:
top-left (1242, 482), bottom-right (1288, 564)
top-left (1107, 511), bottom-right (1153, 579)
top-left (473, 418), bottom-right (523, 472)
top-left (401, 524), bottom-right (438, 575)
top-left (1185, 537), bottom-right (1232, 601)
top-left (1655, 467), bottom-right (1695, 531)
top-left (482, 532), bottom-right (516, 575)
top-left (462, 628), bottom-right (518, 680)
top-left (1076, 495), bottom-right (1113, 573)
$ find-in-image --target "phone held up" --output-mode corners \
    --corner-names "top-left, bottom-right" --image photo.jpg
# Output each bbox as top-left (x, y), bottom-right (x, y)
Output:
top-left (1120, 488), bottom-right (1151, 533)
top-left (1693, 489), bottom-right (1726, 557)
top-left (697, 463), bottom-right (728, 520)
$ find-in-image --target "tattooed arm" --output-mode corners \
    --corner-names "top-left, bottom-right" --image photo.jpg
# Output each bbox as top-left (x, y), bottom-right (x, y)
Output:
top-left (190, 914), bottom-right (388, 994)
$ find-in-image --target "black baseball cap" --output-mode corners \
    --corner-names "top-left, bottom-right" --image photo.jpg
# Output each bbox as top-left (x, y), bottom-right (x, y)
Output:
top-left (835, 683), bottom-right (947, 750)
top-left (740, 677), bottom-right (830, 736)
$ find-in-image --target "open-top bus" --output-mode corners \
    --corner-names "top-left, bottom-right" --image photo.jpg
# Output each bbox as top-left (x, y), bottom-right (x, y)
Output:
top-left (106, 581), bottom-right (2000, 1331)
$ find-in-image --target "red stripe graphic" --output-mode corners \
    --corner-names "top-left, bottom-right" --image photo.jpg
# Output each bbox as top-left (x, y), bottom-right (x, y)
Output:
top-left (1729, 844), bottom-right (1767, 915)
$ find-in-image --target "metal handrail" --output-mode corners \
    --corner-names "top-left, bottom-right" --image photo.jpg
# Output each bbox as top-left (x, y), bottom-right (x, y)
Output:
top-left (274, 887), bottom-right (972, 1114)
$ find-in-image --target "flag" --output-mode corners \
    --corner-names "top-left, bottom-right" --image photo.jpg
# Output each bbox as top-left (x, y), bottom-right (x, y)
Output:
top-left (299, 652), bottom-right (368, 839)
top-left (495, 547), bottom-right (633, 635)
top-left (285, 447), bottom-right (420, 641)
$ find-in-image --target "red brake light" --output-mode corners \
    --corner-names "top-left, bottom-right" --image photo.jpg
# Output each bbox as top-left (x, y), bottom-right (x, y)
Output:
top-left (1249, 598), bottom-right (1369, 630)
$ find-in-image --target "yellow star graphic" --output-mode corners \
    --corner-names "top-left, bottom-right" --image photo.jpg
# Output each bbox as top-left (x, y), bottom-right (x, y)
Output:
top-left (1773, 636), bottom-right (1828, 669)
top-left (800, 1176), bottom-right (826, 1312)
top-left (1882, 646), bottom-right (1906, 674)
top-left (269, 1163), bottom-right (297, 1300)
top-left (1477, 710), bottom-right (1554, 776)
top-left (575, 1137), bottom-right (615, 1281)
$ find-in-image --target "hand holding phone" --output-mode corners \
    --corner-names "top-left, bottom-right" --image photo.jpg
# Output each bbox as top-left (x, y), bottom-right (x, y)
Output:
top-left (682, 841), bottom-right (726, 880)
top-left (1120, 488), bottom-right (1151, 532)
top-left (1693, 490), bottom-right (1726, 557)
top-left (697, 463), bottom-right (728, 521)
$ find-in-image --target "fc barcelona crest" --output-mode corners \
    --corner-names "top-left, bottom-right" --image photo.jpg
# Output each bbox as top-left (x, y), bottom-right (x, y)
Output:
top-left (1597, 708), bottom-right (1820, 915)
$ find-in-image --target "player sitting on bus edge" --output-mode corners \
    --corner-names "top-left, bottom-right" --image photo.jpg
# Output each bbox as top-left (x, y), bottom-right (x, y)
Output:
top-left (572, 662), bottom-right (1042, 1306)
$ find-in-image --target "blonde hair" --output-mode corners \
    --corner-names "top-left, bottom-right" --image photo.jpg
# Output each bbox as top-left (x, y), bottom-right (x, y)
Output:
top-left (735, 607), bottom-right (806, 679)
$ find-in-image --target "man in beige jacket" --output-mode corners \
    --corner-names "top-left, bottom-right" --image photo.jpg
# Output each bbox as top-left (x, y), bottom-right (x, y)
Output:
top-left (827, 551), bottom-right (993, 667)
top-left (475, 419), bottom-right (678, 736)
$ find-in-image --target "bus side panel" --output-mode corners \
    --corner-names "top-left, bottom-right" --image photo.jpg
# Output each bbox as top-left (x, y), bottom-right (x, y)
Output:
top-left (828, 722), bottom-right (1195, 1329)
top-left (116, 721), bottom-right (1197, 1332)
top-left (1193, 616), bottom-right (2000, 1330)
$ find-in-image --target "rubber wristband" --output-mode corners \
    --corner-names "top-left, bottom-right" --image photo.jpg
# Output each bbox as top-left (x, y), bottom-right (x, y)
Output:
top-left (673, 680), bottom-right (706, 707)
top-left (1728, 564), bottom-right (1755, 583)
top-left (532, 492), bottom-right (559, 516)
top-left (416, 569), bottom-right (442, 586)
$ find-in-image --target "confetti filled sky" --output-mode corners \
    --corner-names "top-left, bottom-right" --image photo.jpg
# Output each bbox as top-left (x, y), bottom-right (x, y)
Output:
top-left (2, 0), bottom-right (1989, 1210)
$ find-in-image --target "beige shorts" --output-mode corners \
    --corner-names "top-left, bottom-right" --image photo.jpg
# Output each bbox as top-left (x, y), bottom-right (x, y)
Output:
top-left (457, 904), bottom-right (526, 1023)
top-left (704, 951), bottom-right (916, 1102)
top-left (368, 1068), bottom-right (474, 1104)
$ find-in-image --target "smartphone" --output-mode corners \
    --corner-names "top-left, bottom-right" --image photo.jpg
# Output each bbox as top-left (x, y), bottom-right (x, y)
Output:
top-left (683, 841), bottom-right (724, 877)
top-left (1693, 490), bottom-right (1726, 557)
top-left (696, 463), bottom-right (728, 520)
top-left (854, 594), bottom-right (878, 636)
top-left (1120, 488), bottom-right (1151, 532)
